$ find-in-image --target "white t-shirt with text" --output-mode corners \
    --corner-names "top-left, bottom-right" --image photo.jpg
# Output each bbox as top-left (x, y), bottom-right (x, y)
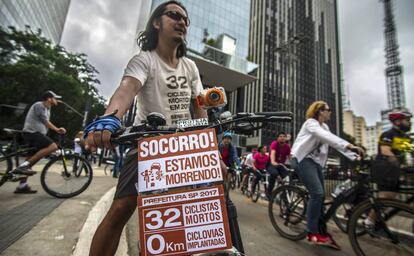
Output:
top-left (123, 50), bottom-right (203, 125)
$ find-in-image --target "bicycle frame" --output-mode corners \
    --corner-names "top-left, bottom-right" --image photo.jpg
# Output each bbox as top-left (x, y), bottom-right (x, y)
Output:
top-left (1, 139), bottom-right (36, 168)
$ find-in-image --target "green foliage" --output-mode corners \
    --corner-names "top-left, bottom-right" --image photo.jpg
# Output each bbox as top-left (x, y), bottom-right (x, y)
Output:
top-left (206, 38), bottom-right (216, 47)
top-left (0, 26), bottom-right (106, 140)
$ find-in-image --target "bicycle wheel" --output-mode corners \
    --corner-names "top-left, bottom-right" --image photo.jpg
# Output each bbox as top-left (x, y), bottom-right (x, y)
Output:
top-left (0, 150), bottom-right (12, 186)
top-left (251, 181), bottom-right (260, 202)
top-left (104, 163), bottom-right (112, 176)
top-left (230, 172), bottom-right (236, 190)
top-left (333, 201), bottom-right (354, 233)
top-left (40, 154), bottom-right (93, 198)
top-left (236, 172), bottom-right (242, 189)
top-left (268, 185), bottom-right (308, 240)
top-left (348, 199), bottom-right (414, 256)
top-left (245, 175), bottom-right (253, 197)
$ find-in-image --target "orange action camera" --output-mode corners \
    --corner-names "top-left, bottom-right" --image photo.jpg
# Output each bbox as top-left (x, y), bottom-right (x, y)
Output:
top-left (196, 87), bottom-right (227, 109)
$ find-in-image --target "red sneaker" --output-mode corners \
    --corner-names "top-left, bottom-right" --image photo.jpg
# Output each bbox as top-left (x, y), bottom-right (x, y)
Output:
top-left (307, 233), bottom-right (341, 250)
top-left (307, 233), bottom-right (329, 244)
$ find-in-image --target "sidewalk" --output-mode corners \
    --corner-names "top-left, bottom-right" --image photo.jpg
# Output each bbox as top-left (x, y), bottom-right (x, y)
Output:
top-left (0, 162), bottom-right (118, 256)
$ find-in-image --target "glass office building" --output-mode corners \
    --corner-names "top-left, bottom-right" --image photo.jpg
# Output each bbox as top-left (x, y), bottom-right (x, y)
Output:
top-left (147, 0), bottom-right (257, 106)
top-left (151, 0), bottom-right (250, 58)
top-left (243, 0), bottom-right (343, 146)
top-left (0, 0), bottom-right (71, 44)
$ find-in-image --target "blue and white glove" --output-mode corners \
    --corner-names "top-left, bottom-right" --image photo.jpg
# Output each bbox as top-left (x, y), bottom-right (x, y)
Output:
top-left (83, 112), bottom-right (122, 138)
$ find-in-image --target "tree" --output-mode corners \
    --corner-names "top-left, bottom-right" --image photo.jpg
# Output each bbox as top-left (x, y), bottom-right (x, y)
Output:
top-left (0, 26), bottom-right (106, 141)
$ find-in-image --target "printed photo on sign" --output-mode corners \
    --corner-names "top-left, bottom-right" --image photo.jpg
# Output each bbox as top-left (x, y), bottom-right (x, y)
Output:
top-left (137, 129), bottom-right (222, 193)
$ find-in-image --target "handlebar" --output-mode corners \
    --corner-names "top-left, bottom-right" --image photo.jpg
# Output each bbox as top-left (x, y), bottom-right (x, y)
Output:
top-left (111, 111), bottom-right (293, 144)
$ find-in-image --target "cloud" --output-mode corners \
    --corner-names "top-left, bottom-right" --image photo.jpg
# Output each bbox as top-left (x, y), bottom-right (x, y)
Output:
top-left (60, 0), bottom-right (140, 98)
top-left (339, 0), bottom-right (414, 125)
top-left (60, 0), bottom-right (414, 126)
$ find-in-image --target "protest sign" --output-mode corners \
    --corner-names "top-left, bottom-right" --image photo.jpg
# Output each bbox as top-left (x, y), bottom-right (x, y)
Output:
top-left (138, 185), bottom-right (232, 256)
top-left (137, 128), bottom-right (222, 192)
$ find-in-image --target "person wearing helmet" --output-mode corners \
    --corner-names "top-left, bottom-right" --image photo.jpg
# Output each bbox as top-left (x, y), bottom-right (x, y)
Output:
top-left (11, 90), bottom-right (66, 194)
top-left (218, 132), bottom-right (241, 181)
top-left (377, 111), bottom-right (412, 187)
top-left (376, 111), bottom-right (412, 190)
top-left (364, 111), bottom-right (413, 228)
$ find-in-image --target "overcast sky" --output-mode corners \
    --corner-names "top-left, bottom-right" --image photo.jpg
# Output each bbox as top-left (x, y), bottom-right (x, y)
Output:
top-left (60, 0), bottom-right (413, 126)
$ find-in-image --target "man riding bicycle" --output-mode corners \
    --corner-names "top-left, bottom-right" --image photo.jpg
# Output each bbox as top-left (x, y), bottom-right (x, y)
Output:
top-left (366, 111), bottom-right (413, 227)
top-left (218, 132), bottom-right (241, 181)
top-left (11, 90), bottom-right (66, 194)
top-left (82, 1), bottom-right (228, 255)
top-left (241, 148), bottom-right (257, 190)
top-left (267, 132), bottom-right (291, 197)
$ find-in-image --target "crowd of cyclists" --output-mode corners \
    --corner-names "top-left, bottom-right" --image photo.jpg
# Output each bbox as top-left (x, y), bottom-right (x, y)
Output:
top-left (3, 0), bottom-right (413, 255)
top-left (218, 130), bottom-right (293, 200)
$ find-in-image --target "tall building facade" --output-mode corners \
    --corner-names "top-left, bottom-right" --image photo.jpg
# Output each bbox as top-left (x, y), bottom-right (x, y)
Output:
top-left (343, 110), bottom-right (367, 147)
top-left (150, 0), bottom-right (250, 58)
top-left (365, 122), bottom-right (382, 157)
top-left (0, 0), bottom-right (71, 44)
top-left (241, 0), bottom-right (342, 146)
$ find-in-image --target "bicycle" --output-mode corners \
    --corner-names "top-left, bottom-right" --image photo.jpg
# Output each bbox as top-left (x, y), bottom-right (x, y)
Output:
top-left (268, 164), bottom-right (371, 241)
top-left (229, 166), bottom-right (243, 190)
top-left (0, 128), bottom-right (93, 198)
top-left (111, 110), bottom-right (293, 255)
top-left (347, 167), bottom-right (414, 256)
top-left (247, 169), bottom-right (270, 203)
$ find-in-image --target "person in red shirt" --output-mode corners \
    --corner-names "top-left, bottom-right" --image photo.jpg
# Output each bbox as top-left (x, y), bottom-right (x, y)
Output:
top-left (251, 145), bottom-right (269, 193)
top-left (267, 132), bottom-right (291, 196)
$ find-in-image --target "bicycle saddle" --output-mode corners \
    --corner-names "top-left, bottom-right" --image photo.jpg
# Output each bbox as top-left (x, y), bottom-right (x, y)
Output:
top-left (3, 128), bottom-right (25, 134)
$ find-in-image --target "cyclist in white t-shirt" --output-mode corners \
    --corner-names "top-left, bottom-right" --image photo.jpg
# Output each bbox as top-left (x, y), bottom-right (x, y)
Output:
top-left (83, 1), bottom-right (208, 255)
top-left (240, 148), bottom-right (257, 190)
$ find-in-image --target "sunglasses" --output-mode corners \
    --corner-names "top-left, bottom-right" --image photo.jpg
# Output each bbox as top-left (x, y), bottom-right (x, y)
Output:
top-left (163, 11), bottom-right (190, 26)
top-left (321, 108), bottom-right (332, 112)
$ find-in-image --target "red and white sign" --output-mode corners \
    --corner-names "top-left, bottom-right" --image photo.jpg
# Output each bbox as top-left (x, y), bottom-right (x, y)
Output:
top-left (137, 129), bottom-right (222, 192)
top-left (138, 185), bottom-right (232, 256)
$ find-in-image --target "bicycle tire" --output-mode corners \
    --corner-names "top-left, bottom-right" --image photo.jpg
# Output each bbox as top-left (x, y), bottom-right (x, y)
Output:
top-left (236, 172), bottom-right (242, 189)
top-left (40, 154), bottom-right (93, 198)
top-left (348, 199), bottom-right (414, 256)
top-left (230, 172), bottom-right (236, 190)
top-left (245, 175), bottom-right (254, 198)
top-left (0, 150), bottom-right (12, 187)
top-left (268, 185), bottom-right (308, 240)
top-left (104, 163), bottom-right (112, 176)
top-left (251, 181), bottom-right (260, 202)
top-left (332, 201), bottom-right (354, 233)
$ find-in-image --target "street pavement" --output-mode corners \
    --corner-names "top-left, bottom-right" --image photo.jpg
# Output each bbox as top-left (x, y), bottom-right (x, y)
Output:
top-left (1, 162), bottom-right (412, 256)
top-left (126, 189), bottom-right (356, 256)
top-left (0, 161), bottom-right (117, 256)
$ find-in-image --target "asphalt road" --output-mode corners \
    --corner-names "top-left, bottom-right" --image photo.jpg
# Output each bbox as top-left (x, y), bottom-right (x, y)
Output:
top-left (230, 189), bottom-right (356, 256)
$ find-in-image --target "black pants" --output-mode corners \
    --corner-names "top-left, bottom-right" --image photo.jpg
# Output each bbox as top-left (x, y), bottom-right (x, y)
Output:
top-left (267, 164), bottom-right (288, 195)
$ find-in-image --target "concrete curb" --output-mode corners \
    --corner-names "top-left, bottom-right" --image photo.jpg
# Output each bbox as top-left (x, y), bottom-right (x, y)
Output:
top-left (72, 186), bottom-right (128, 256)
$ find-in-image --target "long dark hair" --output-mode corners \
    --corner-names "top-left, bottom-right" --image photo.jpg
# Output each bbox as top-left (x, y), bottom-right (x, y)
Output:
top-left (137, 0), bottom-right (188, 58)
top-left (258, 145), bottom-right (267, 153)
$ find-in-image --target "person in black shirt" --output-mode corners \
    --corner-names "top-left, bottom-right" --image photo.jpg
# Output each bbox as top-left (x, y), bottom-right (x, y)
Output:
top-left (375, 111), bottom-right (412, 191)
top-left (366, 111), bottom-right (412, 227)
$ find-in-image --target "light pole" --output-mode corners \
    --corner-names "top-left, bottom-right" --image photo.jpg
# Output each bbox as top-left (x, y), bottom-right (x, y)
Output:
top-left (57, 100), bottom-right (85, 120)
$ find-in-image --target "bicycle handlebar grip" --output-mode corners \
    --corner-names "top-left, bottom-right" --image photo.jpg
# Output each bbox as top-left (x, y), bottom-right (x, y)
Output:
top-left (254, 111), bottom-right (293, 117)
top-left (156, 125), bottom-right (178, 131)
